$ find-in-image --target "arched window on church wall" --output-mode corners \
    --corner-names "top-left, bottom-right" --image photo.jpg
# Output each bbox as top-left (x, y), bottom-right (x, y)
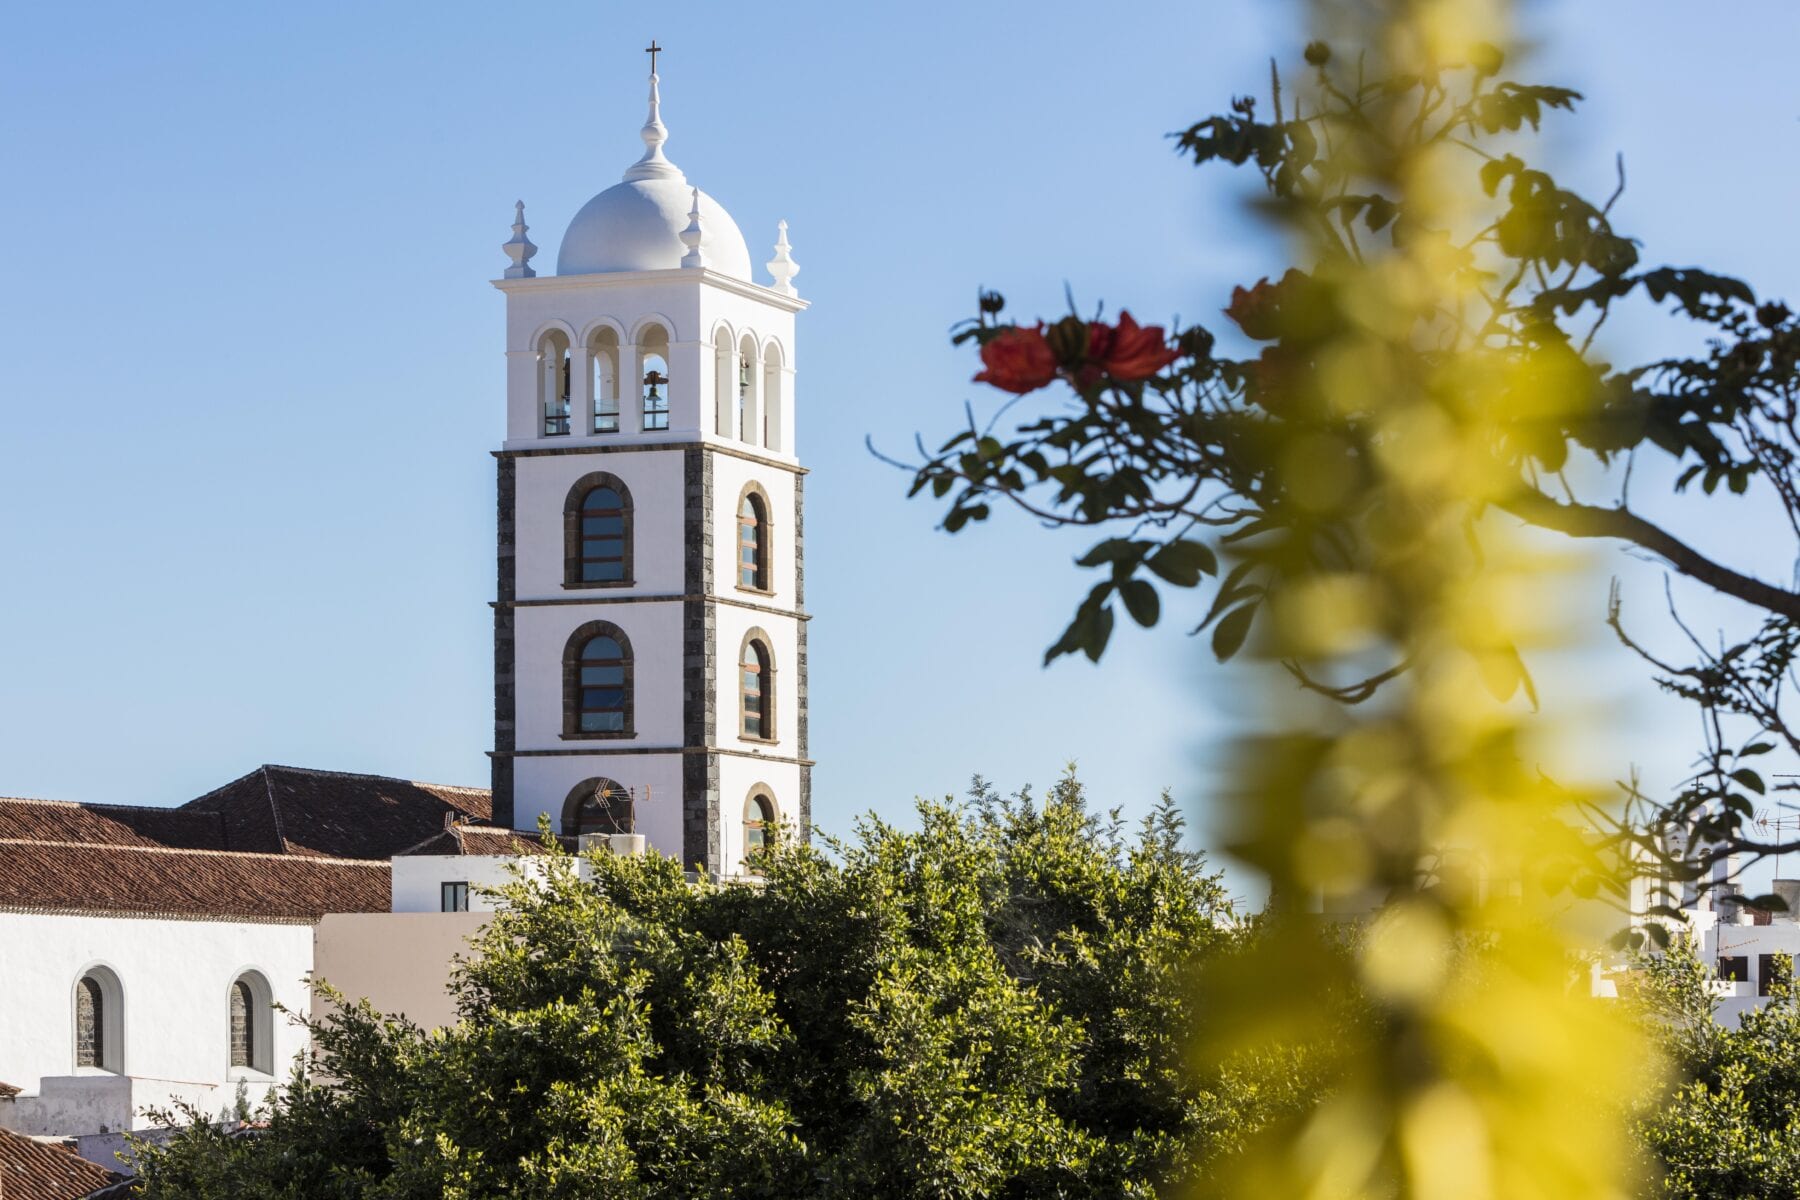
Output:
top-left (563, 473), bottom-right (633, 588)
top-left (227, 971), bottom-right (274, 1074)
top-left (538, 329), bottom-right (572, 437)
top-left (563, 622), bottom-right (634, 738)
top-left (639, 325), bottom-right (671, 432)
top-left (762, 342), bottom-right (785, 452)
top-left (737, 485), bottom-right (770, 592)
top-left (744, 789), bottom-right (777, 871)
top-left (73, 966), bottom-right (122, 1073)
top-left (712, 328), bottom-right (735, 437)
top-left (563, 777), bottom-right (635, 836)
top-left (589, 327), bottom-right (621, 434)
top-left (740, 634), bottom-right (774, 741)
top-left (737, 334), bottom-right (760, 446)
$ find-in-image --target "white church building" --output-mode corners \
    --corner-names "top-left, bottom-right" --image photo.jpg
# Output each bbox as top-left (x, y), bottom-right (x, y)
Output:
top-left (0, 51), bottom-right (808, 1173)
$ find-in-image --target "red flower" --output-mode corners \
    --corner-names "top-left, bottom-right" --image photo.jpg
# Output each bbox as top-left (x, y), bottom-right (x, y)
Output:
top-left (1086, 311), bottom-right (1181, 382)
top-left (1225, 277), bottom-right (1283, 340)
top-left (974, 323), bottom-right (1059, 395)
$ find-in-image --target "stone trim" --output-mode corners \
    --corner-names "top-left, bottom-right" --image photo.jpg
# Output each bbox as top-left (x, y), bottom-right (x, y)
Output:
top-left (495, 746), bottom-right (815, 766)
top-left (682, 447), bottom-right (721, 873)
top-left (495, 441), bottom-right (807, 476)
top-left (496, 594), bottom-right (809, 621)
top-left (794, 473), bottom-right (810, 840)
top-left (561, 619), bottom-right (637, 740)
top-left (562, 471), bottom-right (636, 589)
top-left (492, 457), bottom-right (517, 829)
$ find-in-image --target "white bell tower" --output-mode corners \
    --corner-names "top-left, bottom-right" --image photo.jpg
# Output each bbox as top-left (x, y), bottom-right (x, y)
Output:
top-left (490, 50), bottom-right (809, 876)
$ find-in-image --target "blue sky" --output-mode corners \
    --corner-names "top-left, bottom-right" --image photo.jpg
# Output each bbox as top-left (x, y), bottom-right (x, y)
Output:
top-left (3, 1), bottom-right (1798, 897)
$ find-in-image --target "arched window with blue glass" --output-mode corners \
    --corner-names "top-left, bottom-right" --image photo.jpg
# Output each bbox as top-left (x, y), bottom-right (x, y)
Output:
top-left (564, 621), bottom-right (634, 738)
top-left (563, 473), bottom-right (633, 588)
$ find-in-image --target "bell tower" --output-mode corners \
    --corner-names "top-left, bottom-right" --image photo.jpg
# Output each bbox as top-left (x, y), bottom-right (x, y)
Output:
top-left (489, 53), bottom-right (809, 876)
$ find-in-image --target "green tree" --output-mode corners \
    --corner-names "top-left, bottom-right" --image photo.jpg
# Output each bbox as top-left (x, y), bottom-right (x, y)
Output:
top-left (133, 773), bottom-right (1319, 1199)
top-left (1632, 944), bottom-right (1800, 1198)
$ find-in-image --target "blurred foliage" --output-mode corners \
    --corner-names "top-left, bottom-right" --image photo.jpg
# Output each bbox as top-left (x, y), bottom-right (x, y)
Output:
top-left (902, 0), bottom-right (1688, 1195)
top-left (901, 0), bottom-right (1800, 900)
top-left (131, 774), bottom-right (1339, 1199)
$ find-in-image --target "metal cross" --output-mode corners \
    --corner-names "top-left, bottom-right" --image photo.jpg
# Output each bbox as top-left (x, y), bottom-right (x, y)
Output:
top-left (646, 40), bottom-right (662, 74)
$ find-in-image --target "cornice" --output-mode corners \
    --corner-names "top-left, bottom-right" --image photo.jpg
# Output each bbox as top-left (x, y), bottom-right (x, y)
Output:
top-left (492, 268), bottom-right (809, 313)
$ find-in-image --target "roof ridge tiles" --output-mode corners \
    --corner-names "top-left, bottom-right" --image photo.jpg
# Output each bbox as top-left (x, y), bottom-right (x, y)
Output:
top-left (0, 795), bottom-right (217, 814)
top-left (0, 837), bottom-right (388, 867)
top-left (257, 763), bottom-right (489, 793)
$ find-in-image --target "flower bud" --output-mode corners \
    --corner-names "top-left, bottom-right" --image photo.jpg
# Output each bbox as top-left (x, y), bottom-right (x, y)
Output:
top-left (1304, 41), bottom-right (1331, 67)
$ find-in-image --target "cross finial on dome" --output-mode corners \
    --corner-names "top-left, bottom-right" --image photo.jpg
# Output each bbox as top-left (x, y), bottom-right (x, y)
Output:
top-left (502, 199), bottom-right (537, 279)
top-left (679, 188), bottom-right (706, 269)
top-left (623, 41), bottom-right (684, 183)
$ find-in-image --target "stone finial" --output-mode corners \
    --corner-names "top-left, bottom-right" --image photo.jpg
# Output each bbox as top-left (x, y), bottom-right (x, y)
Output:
top-left (679, 188), bottom-right (706, 269)
top-left (766, 220), bottom-right (799, 296)
top-left (502, 200), bottom-right (537, 279)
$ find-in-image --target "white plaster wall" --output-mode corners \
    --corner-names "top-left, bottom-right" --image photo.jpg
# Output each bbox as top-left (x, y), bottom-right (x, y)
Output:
top-left (391, 855), bottom-right (553, 913)
top-left (713, 601), bottom-right (801, 754)
top-left (0, 912), bottom-right (312, 1136)
top-left (513, 598), bottom-right (683, 750)
top-left (514, 448), bottom-right (687, 600)
top-left (513, 753), bottom-right (688, 858)
top-left (496, 272), bottom-right (800, 460)
top-left (710, 453), bottom-right (800, 612)
top-left (716, 755), bottom-right (804, 874)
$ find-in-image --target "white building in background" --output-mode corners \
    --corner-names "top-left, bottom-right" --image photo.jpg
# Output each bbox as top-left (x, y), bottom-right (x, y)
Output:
top-left (489, 55), bottom-right (810, 876)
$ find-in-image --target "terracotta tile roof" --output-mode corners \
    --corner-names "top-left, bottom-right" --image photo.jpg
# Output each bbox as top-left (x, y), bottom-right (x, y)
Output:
top-left (0, 840), bottom-right (390, 921)
top-left (182, 765), bottom-right (492, 860)
top-left (0, 1128), bottom-right (123, 1200)
top-left (0, 1080), bottom-right (20, 1097)
top-left (397, 826), bottom-right (562, 857)
top-left (0, 796), bottom-right (226, 851)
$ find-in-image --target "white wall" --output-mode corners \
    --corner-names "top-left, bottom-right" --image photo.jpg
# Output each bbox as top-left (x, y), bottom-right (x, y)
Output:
top-left (513, 753), bottom-right (687, 859)
top-left (717, 755), bottom-right (804, 872)
top-left (0, 912), bottom-right (313, 1136)
top-left (514, 449), bottom-right (687, 600)
top-left (391, 854), bottom-right (551, 913)
top-left (495, 271), bottom-right (800, 460)
top-left (513, 598), bottom-right (684, 750)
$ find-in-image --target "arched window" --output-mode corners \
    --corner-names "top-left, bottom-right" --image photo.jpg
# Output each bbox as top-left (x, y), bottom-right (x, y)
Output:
top-left (230, 980), bottom-right (252, 1067)
top-left (737, 334), bottom-right (760, 445)
top-left (740, 635), bottom-right (773, 740)
top-left (737, 489), bottom-right (769, 591)
top-left (73, 967), bottom-right (122, 1072)
top-left (745, 790), bottom-right (776, 857)
top-left (563, 777), bottom-right (634, 836)
top-left (640, 325), bottom-right (671, 432)
top-left (564, 622), bottom-right (633, 738)
top-left (229, 972), bottom-right (274, 1074)
top-left (589, 327), bottom-right (621, 434)
top-left (563, 473), bottom-right (633, 587)
top-left (75, 976), bottom-right (103, 1068)
top-left (538, 329), bottom-right (572, 437)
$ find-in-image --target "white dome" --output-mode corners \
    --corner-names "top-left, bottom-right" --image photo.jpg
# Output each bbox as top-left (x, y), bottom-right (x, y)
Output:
top-left (556, 178), bottom-right (752, 279)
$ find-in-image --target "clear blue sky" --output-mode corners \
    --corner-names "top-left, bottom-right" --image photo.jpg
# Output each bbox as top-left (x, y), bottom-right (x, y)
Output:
top-left (3, 2), bottom-right (1797, 895)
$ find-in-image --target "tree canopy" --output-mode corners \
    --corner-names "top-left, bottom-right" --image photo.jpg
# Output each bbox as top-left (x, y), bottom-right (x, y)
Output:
top-left (133, 777), bottom-right (1326, 1200)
